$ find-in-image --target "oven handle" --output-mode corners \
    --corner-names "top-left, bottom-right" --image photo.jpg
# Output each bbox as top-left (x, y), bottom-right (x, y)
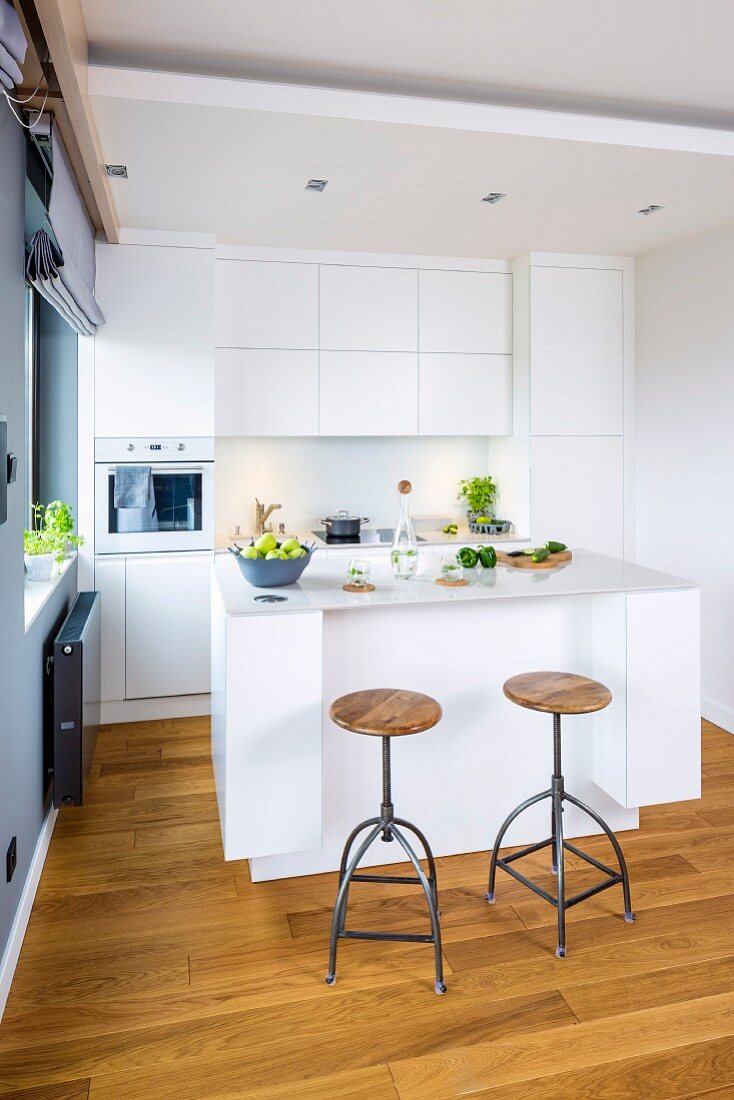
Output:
top-left (104, 465), bottom-right (207, 474)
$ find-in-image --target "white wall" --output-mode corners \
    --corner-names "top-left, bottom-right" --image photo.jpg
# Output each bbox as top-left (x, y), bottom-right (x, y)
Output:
top-left (215, 435), bottom-right (494, 537)
top-left (636, 225), bottom-right (734, 731)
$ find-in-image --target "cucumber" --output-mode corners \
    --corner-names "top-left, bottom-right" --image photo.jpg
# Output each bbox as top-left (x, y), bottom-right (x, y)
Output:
top-left (532, 547), bottom-right (551, 562)
top-left (545, 540), bottom-right (567, 554)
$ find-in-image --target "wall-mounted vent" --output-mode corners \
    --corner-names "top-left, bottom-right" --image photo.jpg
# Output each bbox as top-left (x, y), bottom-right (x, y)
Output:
top-left (481, 192), bottom-right (507, 204)
top-left (105, 164), bottom-right (128, 178)
top-left (637, 204), bottom-right (664, 216)
top-left (305, 178), bottom-right (328, 192)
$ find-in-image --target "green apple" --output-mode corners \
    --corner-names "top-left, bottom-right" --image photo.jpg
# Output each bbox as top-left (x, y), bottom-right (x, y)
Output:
top-left (255, 532), bottom-right (277, 556)
top-left (288, 547), bottom-right (307, 559)
top-left (265, 549), bottom-right (280, 560)
top-left (280, 538), bottom-right (301, 554)
top-left (242, 546), bottom-right (258, 559)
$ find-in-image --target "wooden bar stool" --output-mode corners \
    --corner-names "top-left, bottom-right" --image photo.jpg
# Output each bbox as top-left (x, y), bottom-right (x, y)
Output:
top-left (487, 672), bottom-right (635, 958)
top-left (325, 688), bottom-right (446, 994)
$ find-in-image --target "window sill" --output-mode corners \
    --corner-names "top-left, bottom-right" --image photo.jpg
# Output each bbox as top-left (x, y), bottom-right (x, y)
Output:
top-left (24, 554), bottom-right (75, 633)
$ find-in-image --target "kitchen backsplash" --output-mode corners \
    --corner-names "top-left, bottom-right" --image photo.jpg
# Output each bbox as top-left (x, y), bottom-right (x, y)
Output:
top-left (216, 436), bottom-right (495, 537)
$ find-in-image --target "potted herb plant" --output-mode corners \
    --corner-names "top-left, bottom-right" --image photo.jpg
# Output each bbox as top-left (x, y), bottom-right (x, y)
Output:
top-left (44, 500), bottom-right (85, 557)
top-left (24, 501), bottom-right (83, 582)
top-left (458, 476), bottom-right (497, 524)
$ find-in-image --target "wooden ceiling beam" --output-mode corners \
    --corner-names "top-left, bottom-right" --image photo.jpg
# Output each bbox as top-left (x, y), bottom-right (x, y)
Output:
top-left (18, 0), bottom-right (119, 242)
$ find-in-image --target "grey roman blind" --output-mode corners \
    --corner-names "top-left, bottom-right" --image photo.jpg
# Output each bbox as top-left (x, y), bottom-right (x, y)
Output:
top-left (0, 0), bottom-right (26, 89)
top-left (26, 120), bottom-right (105, 336)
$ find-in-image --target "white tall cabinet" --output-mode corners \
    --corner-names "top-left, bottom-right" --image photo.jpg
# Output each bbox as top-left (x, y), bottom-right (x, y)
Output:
top-left (511, 254), bottom-right (632, 557)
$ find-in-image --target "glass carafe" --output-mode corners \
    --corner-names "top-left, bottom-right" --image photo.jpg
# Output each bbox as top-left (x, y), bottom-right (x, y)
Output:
top-left (391, 480), bottom-right (419, 580)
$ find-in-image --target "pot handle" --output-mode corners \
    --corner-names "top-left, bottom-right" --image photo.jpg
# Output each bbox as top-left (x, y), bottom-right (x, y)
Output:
top-left (360, 517), bottom-right (370, 523)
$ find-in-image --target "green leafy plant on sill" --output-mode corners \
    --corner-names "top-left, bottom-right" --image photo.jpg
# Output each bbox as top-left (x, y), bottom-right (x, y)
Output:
top-left (458, 476), bottom-right (497, 517)
top-left (24, 501), bottom-right (84, 564)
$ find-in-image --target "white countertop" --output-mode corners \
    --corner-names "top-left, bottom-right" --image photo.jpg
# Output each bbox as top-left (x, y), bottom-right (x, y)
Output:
top-left (216, 526), bottom-right (529, 552)
top-left (215, 548), bottom-right (696, 617)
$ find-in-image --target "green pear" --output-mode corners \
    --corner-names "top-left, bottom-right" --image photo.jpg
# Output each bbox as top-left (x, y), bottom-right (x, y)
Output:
top-left (280, 538), bottom-right (301, 554)
top-left (242, 546), bottom-right (258, 559)
top-left (255, 532), bottom-right (277, 555)
top-left (288, 547), bottom-right (307, 559)
top-left (265, 549), bottom-right (281, 560)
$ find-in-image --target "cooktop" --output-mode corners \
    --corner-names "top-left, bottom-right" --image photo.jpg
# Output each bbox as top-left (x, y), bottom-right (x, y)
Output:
top-left (311, 527), bottom-right (427, 546)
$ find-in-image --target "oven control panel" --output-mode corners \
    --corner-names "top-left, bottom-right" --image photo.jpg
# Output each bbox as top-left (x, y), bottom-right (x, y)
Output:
top-left (94, 438), bottom-right (215, 462)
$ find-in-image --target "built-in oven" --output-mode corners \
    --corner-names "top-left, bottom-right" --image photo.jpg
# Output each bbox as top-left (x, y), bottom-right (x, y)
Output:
top-left (94, 438), bottom-right (215, 554)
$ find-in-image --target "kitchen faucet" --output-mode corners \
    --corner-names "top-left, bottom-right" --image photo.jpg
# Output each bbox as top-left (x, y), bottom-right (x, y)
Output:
top-left (255, 498), bottom-right (281, 536)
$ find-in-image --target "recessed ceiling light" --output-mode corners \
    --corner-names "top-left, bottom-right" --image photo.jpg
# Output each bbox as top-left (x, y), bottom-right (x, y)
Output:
top-left (105, 164), bottom-right (128, 178)
top-left (637, 204), bottom-right (665, 216)
top-left (481, 192), bottom-right (507, 205)
top-left (305, 179), bottom-right (328, 192)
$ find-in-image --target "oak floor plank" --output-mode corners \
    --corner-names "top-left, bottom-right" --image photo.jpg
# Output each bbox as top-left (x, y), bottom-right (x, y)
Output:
top-left (388, 990), bottom-right (734, 1100)
top-left (1, 717), bottom-right (733, 1100)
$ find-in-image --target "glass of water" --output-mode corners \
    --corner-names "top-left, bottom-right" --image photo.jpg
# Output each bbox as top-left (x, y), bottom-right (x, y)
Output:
top-left (347, 558), bottom-right (371, 588)
top-left (441, 553), bottom-right (464, 583)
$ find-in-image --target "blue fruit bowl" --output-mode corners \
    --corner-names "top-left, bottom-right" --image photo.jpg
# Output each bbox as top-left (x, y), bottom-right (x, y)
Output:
top-left (229, 543), bottom-right (315, 588)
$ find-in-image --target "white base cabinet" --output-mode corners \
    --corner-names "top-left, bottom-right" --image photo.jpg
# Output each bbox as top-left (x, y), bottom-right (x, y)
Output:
top-left (95, 553), bottom-right (213, 704)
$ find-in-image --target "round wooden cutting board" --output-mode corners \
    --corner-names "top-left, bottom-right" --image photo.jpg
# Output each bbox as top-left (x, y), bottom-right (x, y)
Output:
top-left (496, 549), bottom-right (573, 570)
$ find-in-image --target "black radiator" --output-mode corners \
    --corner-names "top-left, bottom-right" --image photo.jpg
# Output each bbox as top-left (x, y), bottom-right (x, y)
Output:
top-left (52, 591), bottom-right (101, 807)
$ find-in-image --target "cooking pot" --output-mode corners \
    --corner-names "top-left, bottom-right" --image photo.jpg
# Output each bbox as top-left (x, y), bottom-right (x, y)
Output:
top-left (319, 510), bottom-right (370, 538)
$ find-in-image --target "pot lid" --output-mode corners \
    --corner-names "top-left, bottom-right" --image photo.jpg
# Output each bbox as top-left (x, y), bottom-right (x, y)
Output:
top-left (322, 510), bottom-right (364, 522)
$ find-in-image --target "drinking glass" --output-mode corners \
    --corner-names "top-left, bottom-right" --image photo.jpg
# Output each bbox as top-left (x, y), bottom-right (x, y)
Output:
top-left (347, 558), bottom-right (371, 588)
top-left (441, 554), bottom-right (463, 583)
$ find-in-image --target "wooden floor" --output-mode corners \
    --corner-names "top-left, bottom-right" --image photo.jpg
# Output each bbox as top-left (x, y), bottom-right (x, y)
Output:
top-left (1, 719), bottom-right (734, 1099)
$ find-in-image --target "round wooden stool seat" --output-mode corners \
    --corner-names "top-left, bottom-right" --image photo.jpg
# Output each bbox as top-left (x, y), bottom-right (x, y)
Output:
top-left (329, 689), bottom-right (442, 737)
top-left (503, 671), bottom-right (612, 716)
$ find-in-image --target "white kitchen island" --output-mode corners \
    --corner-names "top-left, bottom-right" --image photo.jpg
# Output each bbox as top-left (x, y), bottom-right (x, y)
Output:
top-left (211, 549), bottom-right (700, 882)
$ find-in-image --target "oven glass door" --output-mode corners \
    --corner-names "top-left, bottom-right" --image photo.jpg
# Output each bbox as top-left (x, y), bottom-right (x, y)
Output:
top-left (96, 463), bottom-right (213, 553)
top-left (107, 468), bottom-right (202, 534)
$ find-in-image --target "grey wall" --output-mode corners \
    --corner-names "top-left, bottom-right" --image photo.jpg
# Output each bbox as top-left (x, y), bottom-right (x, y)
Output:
top-left (38, 296), bottom-right (78, 512)
top-left (0, 102), bottom-right (76, 965)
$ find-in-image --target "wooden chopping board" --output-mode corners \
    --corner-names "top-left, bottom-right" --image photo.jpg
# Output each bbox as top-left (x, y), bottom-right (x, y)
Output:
top-left (496, 549), bottom-right (573, 570)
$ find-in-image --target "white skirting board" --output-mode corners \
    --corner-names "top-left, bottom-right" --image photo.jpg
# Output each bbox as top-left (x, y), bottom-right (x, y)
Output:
top-left (101, 694), bottom-right (211, 724)
top-left (702, 696), bottom-right (734, 736)
top-left (0, 806), bottom-right (57, 1021)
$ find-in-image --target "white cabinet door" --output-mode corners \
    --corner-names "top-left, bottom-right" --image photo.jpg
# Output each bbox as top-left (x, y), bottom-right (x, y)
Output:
top-left (319, 352), bottom-right (418, 435)
top-left (531, 267), bottom-right (623, 354)
top-left (319, 265), bottom-right (418, 351)
top-left (95, 557), bottom-right (126, 703)
top-left (215, 260), bottom-right (318, 349)
top-left (531, 436), bottom-right (624, 557)
top-left (419, 354), bottom-right (512, 435)
top-left (125, 554), bottom-right (212, 699)
top-left (95, 341), bottom-right (215, 437)
top-left (531, 350), bottom-right (623, 435)
top-left (95, 244), bottom-right (214, 343)
top-left (216, 349), bottom-right (318, 436)
top-left (419, 270), bottom-right (512, 353)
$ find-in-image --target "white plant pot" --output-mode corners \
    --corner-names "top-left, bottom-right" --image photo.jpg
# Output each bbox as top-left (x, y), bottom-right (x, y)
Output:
top-left (24, 552), bottom-right (55, 581)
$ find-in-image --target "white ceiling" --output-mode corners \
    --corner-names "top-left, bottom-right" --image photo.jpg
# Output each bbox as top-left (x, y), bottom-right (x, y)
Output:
top-left (82, 0), bottom-right (734, 256)
top-left (81, 0), bottom-right (734, 128)
top-left (90, 92), bottom-right (734, 258)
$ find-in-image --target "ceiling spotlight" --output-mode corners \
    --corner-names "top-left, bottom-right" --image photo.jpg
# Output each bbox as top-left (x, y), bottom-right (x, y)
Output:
top-left (481, 192), bottom-right (507, 204)
top-left (305, 179), bottom-right (328, 192)
top-left (105, 164), bottom-right (128, 178)
top-left (637, 204), bottom-right (664, 216)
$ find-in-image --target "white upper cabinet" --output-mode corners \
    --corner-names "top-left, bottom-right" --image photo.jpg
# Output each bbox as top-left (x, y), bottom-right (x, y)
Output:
top-left (319, 266), bottom-right (418, 351)
top-left (215, 260), bottom-right (318, 349)
top-left (319, 352), bottom-right (418, 436)
top-left (419, 354), bottom-right (512, 436)
top-left (530, 267), bottom-right (623, 435)
top-left (95, 244), bottom-right (214, 343)
top-left (95, 341), bottom-right (215, 437)
top-left (531, 267), bottom-right (623, 354)
top-left (419, 270), bottom-right (512, 354)
top-left (216, 349), bottom-right (318, 436)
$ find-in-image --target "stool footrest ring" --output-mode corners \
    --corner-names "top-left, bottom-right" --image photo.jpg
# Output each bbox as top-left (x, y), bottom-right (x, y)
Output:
top-left (347, 873), bottom-right (427, 886)
top-left (339, 930), bottom-right (436, 944)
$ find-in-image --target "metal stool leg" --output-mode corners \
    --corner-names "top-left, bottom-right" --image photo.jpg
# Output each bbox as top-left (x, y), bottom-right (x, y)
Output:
top-left (325, 822), bottom-right (383, 985)
top-left (564, 792), bottom-right (635, 922)
top-left (391, 824), bottom-right (446, 994)
top-left (394, 816), bottom-right (440, 913)
top-left (486, 788), bottom-right (552, 902)
top-left (553, 788), bottom-right (566, 957)
top-left (335, 817), bottom-right (381, 934)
